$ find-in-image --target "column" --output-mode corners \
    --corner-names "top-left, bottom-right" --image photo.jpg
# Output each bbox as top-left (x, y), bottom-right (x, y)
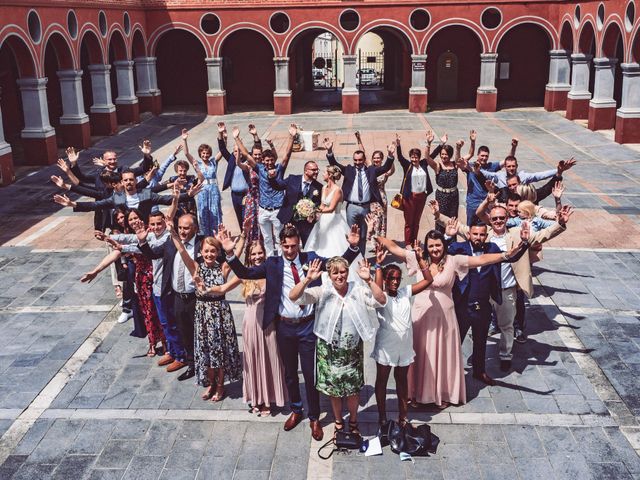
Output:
top-left (476, 53), bottom-right (498, 112)
top-left (57, 69), bottom-right (91, 148)
top-left (588, 57), bottom-right (618, 130)
top-left (544, 50), bottom-right (572, 111)
top-left (0, 103), bottom-right (14, 186)
top-left (409, 54), bottom-right (428, 113)
top-left (341, 54), bottom-right (359, 114)
top-left (16, 77), bottom-right (57, 166)
top-left (113, 60), bottom-right (140, 124)
top-left (566, 53), bottom-right (592, 120)
top-left (273, 57), bottom-right (292, 115)
top-left (205, 57), bottom-right (226, 116)
top-left (614, 63), bottom-right (640, 144)
top-left (88, 64), bottom-right (117, 135)
top-left (134, 56), bottom-right (162, 115)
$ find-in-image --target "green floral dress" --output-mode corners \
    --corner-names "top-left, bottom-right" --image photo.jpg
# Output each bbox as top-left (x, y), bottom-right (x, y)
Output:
top-left (316, 311), bottom-right (364, 397)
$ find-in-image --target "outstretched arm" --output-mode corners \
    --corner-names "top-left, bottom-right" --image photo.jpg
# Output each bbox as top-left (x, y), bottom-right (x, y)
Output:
top-left (278, 123), bottom-right (298, 173)
top-left (80, 249), bottom-right (122, 283)
top-left (324, 138), bottom-right (346, 173)
top-left (233, 126), bottom-right (257, 169)
top-left (373, 236), bottom-right (408, 260)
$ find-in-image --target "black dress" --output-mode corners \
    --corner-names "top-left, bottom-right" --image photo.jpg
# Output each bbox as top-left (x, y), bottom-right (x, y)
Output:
top-left (435, 168), bottom-right (459, 232)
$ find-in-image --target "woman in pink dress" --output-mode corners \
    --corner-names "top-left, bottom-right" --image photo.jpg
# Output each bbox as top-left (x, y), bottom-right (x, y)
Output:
top-left (375, 225), bottom-right (521, 408)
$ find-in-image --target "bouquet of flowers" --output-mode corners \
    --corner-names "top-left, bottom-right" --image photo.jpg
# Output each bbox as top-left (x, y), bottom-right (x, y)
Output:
top-left (293, 198), bottom-right (317, 222)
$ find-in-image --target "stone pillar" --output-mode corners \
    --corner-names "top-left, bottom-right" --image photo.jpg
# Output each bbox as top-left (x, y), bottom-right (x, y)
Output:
top-left (409, 54), bottom-right (428, 113)
top-left (566, 53), bottom-right (593, 120)
top-left (57, 69), bottom-right (91, 148)
top-left (113, 60), bottom-right (140, 124)
top-left (341, 54), bottom-right (359, 114)
top-left (614, 63), bottom-right (640, 144)
top-left (0, 105), bottom-right (14, 186)
top-left (88, 64), bottom-right (117, 135)
top-left (544, 50), bottom-right (572, 111)
top-left (16, 77), bottom-right (57, 165)
top-left (588, 57), bottom-right (618, 130)
top-left (134, 56), bottom-right (162, 115)
top-left (273, 57), bottom-right (292, 115)
top-left (205, 57), bottom-right (226, 116)
top-left (476, 53), bottom-right (498, 112)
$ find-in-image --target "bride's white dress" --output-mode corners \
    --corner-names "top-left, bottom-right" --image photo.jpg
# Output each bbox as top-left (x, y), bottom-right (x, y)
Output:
top-left (306, 188), bottom-right (363, 283)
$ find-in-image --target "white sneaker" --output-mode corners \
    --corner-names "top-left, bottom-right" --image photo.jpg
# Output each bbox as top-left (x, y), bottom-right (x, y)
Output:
top-left (117, 312), bottom-right (132, 324)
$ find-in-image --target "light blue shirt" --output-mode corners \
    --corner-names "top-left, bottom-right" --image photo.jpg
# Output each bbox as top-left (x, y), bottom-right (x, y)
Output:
top-left (257, 163), bottom-right (284, 209)
top-left (231, 164), bottom-right (249, 192)
top-left (480, 168), bottom-right (556, 189)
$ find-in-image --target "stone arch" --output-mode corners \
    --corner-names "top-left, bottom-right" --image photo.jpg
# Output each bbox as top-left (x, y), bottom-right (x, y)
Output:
top-left (632, 27), bottom-right (640, 63)
top-left (131, 27), bottom-right (147, 59)
top-left (425, 24), bottom-right (484, 106)
top-left (495, 23), bottom-right (552, 106)
top-left (351, 20), bottom-right (417, 55)
top-left (601, 20), bottom-right (625, 58)
top-left (42, 31), bottom-right (75, 133)
top-left (578, 20), bottom-right (596, 54)
top-left (214, 23), bottom-right (278, 57)
top-left (560, 20), bottom-right (574, 52)
top-left (283, 22), bottom-right (350, 58)
top-left (422, 20), bottom-right (489, 55)
top-left (40, 28), bottom-right (76, 70)
top-left (220, 28), bottom-right (277, 109)
top-left (491, 17), bottom-right (558, 52)
top-left (107, 28), bottom-right (128, 61)
top-left (78, 27), bottom-right (105, 64)
top-left (155, 29), bottom-right (207, 108)
top-left (148, 23), bottom-right (211, 58)
top-left (0, 32), bottom-right (38, 77)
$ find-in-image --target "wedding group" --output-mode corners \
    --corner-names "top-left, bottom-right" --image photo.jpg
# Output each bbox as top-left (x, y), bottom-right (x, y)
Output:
top-left (51, 122), bottom-right (576, 441)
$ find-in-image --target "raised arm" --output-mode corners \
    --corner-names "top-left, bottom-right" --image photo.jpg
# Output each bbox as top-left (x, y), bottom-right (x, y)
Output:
top-left (374, 143), bottom-right (396, 176)
top-left (217, 122), bottom-right (232, 160)
top-left (218, 228), bottom-right (266, 279)
top-left (278, 123), bottom-right (297, 173)
top-left (425, 131), bottom-right (440, 171)
top-left (289, 258), bottom-right (322, 302)
top-left (410, 247), bottom-right (434, 295)
top-left (355, 258), bottom-right (387, 305)
top-left (355, 131), bottom-right (367, 163)
top-left (233, 126), bottom-right (257, 169)
top-left (80, 249), bottom-right (122, 283)
top-left (324, 138), bottom-right (346, 173)
top-left (373, 235), bottom-right (408, 260)
top-left (165, 222), bottom-right (198, 277)
top-left (396, 135), bottom-right (410, 169)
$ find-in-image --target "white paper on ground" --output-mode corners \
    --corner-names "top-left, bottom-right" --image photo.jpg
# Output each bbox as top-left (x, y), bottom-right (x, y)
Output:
top-left (364, 436), bottom-right (382, 456)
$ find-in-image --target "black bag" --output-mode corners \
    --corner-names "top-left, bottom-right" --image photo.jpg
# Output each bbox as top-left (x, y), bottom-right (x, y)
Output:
top-left (317, 431), bottom-right (363, 459)
top-left (378, 420), bottom-right (438, 457)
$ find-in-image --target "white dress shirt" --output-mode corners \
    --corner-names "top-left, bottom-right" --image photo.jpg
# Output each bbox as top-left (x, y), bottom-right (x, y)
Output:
top-left (489, 234), bottom-right (516, 289)
top-left (348, 167), bottom-right (371, 203)
top-left (125, 193), bottom-right (140, 209)
top-left (171, 237), bottom-right (196, 293)
top-left (279, 255), bottom-right (314, 318)
top-left (411, 167), bottom-right (428, 193)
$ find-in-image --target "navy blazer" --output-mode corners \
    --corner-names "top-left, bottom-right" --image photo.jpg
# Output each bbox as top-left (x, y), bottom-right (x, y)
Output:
top-left (219, 138), bottom-right (251, 191)
top-left (448, 241), bottom-right (503, 305)
top-left (326, 152), bottom-right (394, 206)
top-left (138, 235), bottom-right (203, 297)
top-left (269, 174), bottom-right (323, 224)
top-left (227, 246), bottom-right (360, 329)
top-left (397, 144), bottom-right (434, 198)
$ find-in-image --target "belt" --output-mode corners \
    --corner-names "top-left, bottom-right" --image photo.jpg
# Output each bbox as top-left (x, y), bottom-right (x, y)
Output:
top-left (347, 200), bottom-right (370, 206)
top-left (437, 186), bottom-right (457, 193)
top-left (174, 291), bottom-right (195, 299)
top-left (278, 314), bottom-right (314, 325)
top-left (468, 301), bottom-right (489, 311)
top-left (202, 178), bottom-right (218, 186)
top-left (259, 205), bottom-right (279, 211)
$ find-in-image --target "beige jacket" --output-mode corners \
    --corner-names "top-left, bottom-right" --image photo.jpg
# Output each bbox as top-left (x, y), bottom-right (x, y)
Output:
top-left (437, 214), bottom-right (566, 297)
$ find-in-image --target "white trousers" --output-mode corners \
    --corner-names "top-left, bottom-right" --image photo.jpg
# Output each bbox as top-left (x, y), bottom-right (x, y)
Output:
top-left (258, 207), bottom-right (282, 256)
top-left (491, 286), bottom-right (517, 360)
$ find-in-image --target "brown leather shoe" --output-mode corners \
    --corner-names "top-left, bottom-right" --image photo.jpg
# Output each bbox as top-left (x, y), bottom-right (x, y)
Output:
top-left (157, 354), bottom-right (174, 367)
top-left (310, 420), bottom-right (324, 441)
top-left (166, 360), bottom-right (187, 372)
top-left (473, 372), bottom-right (497, 386)
top-left (283, 412), bottom-right (303, 431)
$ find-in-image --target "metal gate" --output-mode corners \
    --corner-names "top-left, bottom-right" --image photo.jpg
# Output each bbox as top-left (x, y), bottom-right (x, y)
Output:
top-left (357, 49), bottom-right (384, 89)
top-left (312, 50), bottom-right (339, 90)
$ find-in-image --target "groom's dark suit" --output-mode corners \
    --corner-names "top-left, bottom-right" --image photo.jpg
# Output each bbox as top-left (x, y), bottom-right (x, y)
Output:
top-left (227, 245), bottom-right (359, 421)
top-left (269, 174), bottom-right (322, 246)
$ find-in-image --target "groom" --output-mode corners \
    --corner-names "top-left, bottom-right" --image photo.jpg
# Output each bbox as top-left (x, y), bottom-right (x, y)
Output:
top-left (268, 161), bottom-right (322, 246)
top-left (221, 223), bottom-right (361, 442)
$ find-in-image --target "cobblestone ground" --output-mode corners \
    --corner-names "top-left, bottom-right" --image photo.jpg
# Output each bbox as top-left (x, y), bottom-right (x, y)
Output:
top-left (0, 108), bottom-right (639, 479)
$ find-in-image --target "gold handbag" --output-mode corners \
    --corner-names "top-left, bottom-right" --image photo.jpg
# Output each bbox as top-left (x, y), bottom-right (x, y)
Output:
top-left (391, 170), bottom-right (408, 211)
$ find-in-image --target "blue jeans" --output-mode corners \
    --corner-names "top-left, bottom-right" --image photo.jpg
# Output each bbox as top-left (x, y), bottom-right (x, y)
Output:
top-left (153, 294), bottom-right (186, 362)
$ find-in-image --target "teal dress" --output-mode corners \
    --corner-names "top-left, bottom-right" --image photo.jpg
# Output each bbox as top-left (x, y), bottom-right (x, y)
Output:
top-left (196, 159), bottom-right (222, 236)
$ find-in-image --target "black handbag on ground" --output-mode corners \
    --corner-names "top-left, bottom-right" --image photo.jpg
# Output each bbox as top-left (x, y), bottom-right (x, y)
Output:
top-left (317, 430), bottom-right (363, 459)
top-left (378, 420), bottom-right (438, 456)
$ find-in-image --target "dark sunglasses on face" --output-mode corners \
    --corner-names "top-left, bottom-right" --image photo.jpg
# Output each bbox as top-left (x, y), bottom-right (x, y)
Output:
top-left (491, 216), bottom-right (506, 221)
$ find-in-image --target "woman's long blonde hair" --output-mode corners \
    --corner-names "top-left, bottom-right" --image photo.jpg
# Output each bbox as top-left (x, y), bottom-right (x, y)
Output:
top-left (241, 240), bottom-right (266, 298)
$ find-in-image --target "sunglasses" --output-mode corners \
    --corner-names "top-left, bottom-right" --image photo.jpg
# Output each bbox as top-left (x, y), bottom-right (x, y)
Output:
top-left (490, 216), bottom-right (506, 221)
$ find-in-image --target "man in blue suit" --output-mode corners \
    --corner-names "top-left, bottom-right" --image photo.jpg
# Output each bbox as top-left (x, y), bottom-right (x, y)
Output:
top-left (268, 161), bottom-right (323, 246)
top-left (324, 138), bottom-right (395, 253)
top-left (448, 221), bottom-right (529, 384)
top-left (222, 223), bottom-right (361, 442)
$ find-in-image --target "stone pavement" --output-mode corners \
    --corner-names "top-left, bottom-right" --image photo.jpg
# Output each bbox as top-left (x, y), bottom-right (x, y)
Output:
top-left (0, 108), bottom-right (639, 479)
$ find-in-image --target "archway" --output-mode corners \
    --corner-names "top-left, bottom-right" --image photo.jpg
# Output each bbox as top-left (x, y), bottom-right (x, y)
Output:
top-left (578, 22), bottom-right (596, 93)
top-left (425, 26), bottom-right (482, 107)
top-left (155, 29), bottom-right (207, 109)
top-left (0, 37), bottom-right (33, 169)
top-left (79, 31), bottom-right (103, 126)
top-left (108, 30), bottom-right (128, 113)
top-left (43, 32), bottom-right (74, 144)
top-left (354, 27), bottom-right (412, 110)
top-left (496, 24), bottom-right (551, 107)
top-left (602, 23), bottom-right (624, 108)
top-left (221, 29), bottom-right (276, 110)
top-left (287, 28), bottom-right (346, 111)
top-left (560, 20), bottom-right (573, 52)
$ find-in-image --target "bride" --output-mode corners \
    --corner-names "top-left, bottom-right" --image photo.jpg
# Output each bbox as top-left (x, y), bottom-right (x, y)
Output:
top-left (305, 166), bottom-right (352, 257)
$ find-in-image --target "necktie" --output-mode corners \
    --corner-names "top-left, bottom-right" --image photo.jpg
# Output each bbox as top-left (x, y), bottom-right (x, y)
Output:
top-left (303, 182), bottom-right (310, 197)
top-left (357, 168), bottom-right (363, 201)
top-left (177, 242), bottom-right (188, 292)
top-left (290, 262), bottom-right (301, 285)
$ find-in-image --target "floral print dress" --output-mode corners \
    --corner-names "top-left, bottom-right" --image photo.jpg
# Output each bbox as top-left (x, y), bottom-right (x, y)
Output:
top-left (194, 260), bottom-right (242, 387)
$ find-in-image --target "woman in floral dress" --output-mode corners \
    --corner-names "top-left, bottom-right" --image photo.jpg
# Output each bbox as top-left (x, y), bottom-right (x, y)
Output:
top-left (368, 149), bottom-right (395, 239)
